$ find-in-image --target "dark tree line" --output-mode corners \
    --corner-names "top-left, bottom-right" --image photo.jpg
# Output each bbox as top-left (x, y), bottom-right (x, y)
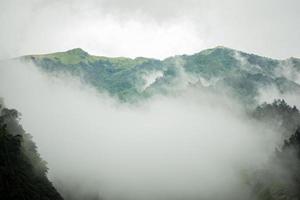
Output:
top-left (251, 100), bottom-right (300, 200)
top-left (0, 104), bottom-right (63, 200)
top-left (253, 99), bottom-right (300, 137)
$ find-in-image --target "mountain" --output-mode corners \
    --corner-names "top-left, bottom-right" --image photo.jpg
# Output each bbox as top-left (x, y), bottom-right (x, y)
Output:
top-left (5, 47), bottom-right (300, 200)
top-left (21, 46), bottom-right (300, 103)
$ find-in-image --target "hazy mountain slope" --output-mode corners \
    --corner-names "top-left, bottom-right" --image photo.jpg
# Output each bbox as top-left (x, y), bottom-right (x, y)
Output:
top-left (21, 46), bottom-right (300, 103)
top-left (22, 48), bottom-right (162, 101)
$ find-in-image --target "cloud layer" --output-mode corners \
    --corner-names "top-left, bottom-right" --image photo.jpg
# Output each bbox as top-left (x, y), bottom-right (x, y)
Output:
top-left (0, 61), bottom-right (282, 200)
top-left (0, 0), bottom-right (299, 59)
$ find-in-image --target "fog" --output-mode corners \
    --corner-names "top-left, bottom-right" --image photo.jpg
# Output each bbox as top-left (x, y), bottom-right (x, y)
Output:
top-left (1, 0), bottom-right (299, 59)
top-left (0, 60), bottom-right (283, 200)
top-left (256, 85), bottom-right (300, 110)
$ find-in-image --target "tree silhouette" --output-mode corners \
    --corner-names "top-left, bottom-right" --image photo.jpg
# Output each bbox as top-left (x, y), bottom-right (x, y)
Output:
top-left (0, 105), bottom-right (63, 200)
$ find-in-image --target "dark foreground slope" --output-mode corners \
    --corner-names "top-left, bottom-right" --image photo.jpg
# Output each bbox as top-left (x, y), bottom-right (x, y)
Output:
top-left (250, 100), bottom-right (300, 200)
top-left (251, 127), bottom-right (300, 200)
top-left (0, 103), bottom-right (63, 200)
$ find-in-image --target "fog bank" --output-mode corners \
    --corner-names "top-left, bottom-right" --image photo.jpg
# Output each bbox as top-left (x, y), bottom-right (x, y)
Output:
top-left (0, 60), bottom-right (282, 200)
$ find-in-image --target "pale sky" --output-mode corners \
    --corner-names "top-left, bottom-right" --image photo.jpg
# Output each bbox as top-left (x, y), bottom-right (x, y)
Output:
top-left (0, 0), bottom-right (299, 59)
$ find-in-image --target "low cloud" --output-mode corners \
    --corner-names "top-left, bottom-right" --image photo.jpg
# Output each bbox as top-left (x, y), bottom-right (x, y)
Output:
top-left (0, 0), bottom-right (299, 60)
top-left (0, 60), bottom-right (283, 200)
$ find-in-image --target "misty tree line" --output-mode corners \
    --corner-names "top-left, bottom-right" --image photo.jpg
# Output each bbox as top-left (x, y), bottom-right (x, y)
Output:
top-left (250, 99), bottom-right (300, 200)
top-left (0, 104), bottom-right (63, 200)
top-left (249, 127), bottom-right (300, 200)
top-left (1, 99), bottom-right (300, 200)
top-left (253, 99), bottom-right (300, 137)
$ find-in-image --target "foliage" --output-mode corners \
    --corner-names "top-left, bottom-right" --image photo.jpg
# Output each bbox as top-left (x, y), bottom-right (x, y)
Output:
top-left (0, 105), bottom-right (63, 200)
top-left (21, 47), bottom-right (300, 104)
top-left (250, 100), bottom-right (300, 200)
top-left (253, 99), bottom-right (300, 136)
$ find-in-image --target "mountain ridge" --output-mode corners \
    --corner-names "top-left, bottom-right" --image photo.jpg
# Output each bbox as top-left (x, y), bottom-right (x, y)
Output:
top-left (19, 46), bottom-right (300, 103)
top-left (22, 46), bottom-right (299, 63)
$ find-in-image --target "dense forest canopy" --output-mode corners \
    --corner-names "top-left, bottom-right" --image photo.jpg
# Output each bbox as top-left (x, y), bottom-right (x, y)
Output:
top-left (0, 103), bottom-right (63, 200)
top-left (250, 100), bottom-right (300, 200)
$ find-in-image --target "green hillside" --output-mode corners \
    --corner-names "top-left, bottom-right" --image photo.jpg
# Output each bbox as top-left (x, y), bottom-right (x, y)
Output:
top-left (21, 46), bottom-right (300, 103)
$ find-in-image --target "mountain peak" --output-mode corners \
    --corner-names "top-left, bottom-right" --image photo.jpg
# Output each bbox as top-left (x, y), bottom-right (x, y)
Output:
top-left (66, 48), bottom-right (89, 56)
top-left (214, 45), bottom-right (231, 49)
top-left (195, 46), bottom-right (236, 56)
top-left (213, 46), bottom-right (238, 52)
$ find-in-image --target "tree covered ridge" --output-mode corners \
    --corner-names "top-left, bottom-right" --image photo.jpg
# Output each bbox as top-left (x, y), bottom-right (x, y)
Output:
top-left (251, 100), bottom-right (300, 200)
top-left (21, 46), bottom-right (300, 103)
top-left (0, 104), bottom-right (63, 200)
top-left (253, 99), bottom-right (300, 137)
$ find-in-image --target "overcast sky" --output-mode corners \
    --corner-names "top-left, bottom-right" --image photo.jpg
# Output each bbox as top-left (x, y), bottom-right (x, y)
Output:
top-left (0, 0), bottom-right (299, 59)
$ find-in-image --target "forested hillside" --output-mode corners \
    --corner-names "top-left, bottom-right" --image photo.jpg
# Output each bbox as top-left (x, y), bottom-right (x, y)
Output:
top-left (0, 103), bottom-right (63, 200)
top-left (22, 47), bottom-right (300, 103)
top-left (250, 100), bottom-right (300, 200)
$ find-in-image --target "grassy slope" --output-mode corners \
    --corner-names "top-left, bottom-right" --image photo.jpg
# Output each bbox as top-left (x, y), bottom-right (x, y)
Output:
top-left (21, 47), bottom-right (300, 103)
